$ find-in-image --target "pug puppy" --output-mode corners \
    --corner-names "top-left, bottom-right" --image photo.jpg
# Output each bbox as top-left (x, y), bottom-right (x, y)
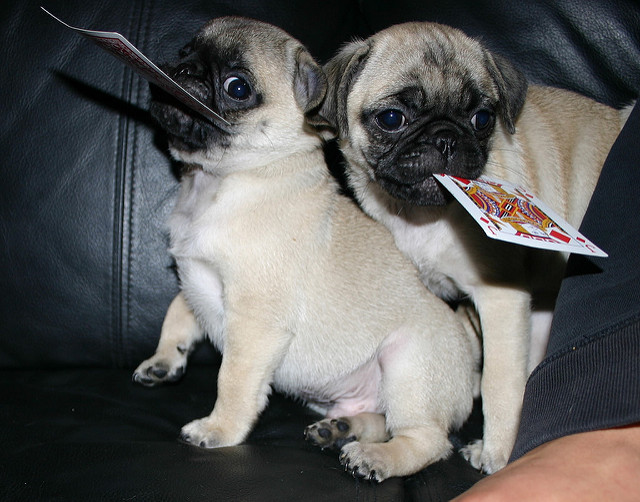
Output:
top-left (132, 17), bottom-right (476, 482)
top-left (320, 21), bottom-right (632, 474)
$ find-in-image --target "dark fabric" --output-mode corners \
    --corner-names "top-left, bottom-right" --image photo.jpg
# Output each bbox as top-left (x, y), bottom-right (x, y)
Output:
top-left (510, 102), bottom-right (640, 461)
top-left (546, 103), bottom-right (640, 354)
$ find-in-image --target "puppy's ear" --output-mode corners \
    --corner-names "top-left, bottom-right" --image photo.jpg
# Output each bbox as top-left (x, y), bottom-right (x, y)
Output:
top-left (484, 50), bottom-right (528, 134)
top-left (293, 48), bottom-right (327, 114)
top-left (319, 39), bottom-right (371, 136)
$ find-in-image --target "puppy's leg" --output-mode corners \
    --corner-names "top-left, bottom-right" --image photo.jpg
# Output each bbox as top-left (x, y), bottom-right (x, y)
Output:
top-left (340, 326), bottom-right (473, 481)
top-left (455, 301), bottom-right (483, 398)
top-left (305, 413), bottom-right (390, 450)
top-left (180, 310), bottom-right (291, 448)
top-left (133, 292), bottom-right (203, 386)
top-left (529, 310), bottom-right (552, 373)
top-left (461, 285), bottom-right (530, 473)
top-left (341, 424), bottom-right (452, 482)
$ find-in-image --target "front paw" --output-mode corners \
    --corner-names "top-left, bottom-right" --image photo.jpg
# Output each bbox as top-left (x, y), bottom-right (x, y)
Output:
top-left (304, 417), bottom-right (358, 450)
top-left (179, 417), bottom-right (239, 448)
top-left (460, 439), bottom-right (508, 474)
top-left (132, 354), bottom-right (186, 387)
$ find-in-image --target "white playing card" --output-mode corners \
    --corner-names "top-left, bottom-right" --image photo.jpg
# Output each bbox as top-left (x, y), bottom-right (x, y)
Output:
top-left (41, 7), bottom-right (230, 126)
top-left (435, 174), bottom-right (607, 257)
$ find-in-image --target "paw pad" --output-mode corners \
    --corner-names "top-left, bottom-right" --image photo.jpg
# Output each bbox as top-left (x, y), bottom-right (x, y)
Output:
top-left (304, 418), bottom-right (357, 450)
top-left (132, 358), bottom-right (185, 387)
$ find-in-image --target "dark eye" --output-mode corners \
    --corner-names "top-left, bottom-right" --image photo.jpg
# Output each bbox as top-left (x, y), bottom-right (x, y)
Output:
top-left (470, 110), bottom-right (494, 131)
top-left (375, 109), bottom-right (407, 132)
top-left (223, 76), bottom-right (251, 101)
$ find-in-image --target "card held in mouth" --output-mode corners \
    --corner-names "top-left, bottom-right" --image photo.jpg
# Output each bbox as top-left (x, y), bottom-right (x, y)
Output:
top-left (435, 174), bottom-right (608, 257)
top-left (40, 7), bottom-right (229, 126)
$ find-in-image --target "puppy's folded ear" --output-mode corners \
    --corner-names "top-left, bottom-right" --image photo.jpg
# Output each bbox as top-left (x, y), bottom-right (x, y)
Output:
top-left (294, 48), bottom-right (327, 113)
top-left (319, 40), bottom-right (371, 136)
top-left (294, 48), bottom-right (336, 138)
top-left (484, 50), bottom-right (528, 134)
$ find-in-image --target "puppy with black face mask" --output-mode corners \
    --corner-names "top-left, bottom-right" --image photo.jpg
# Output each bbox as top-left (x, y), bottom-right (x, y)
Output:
top-left (321, 21), bottom-right (632, 474)
top-left (132, 17), bottom-right (476, 482)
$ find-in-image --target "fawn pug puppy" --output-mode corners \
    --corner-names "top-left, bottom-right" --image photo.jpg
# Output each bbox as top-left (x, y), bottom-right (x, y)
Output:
top-left (132, 17), bottom-right (476, 482)
top-left (320, 21), bottom-right (631, 473)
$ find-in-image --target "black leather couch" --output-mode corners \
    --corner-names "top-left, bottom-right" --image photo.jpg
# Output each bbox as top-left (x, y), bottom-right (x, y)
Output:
top-left (1, 1), bottom-right (638, 500)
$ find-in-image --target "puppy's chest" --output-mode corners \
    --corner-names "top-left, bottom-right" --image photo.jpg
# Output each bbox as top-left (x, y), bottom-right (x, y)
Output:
top-left (169, 172), bottom-right (255, 261)
top-left (389, 208), bottom-right (480, 299)
top-left (171, 204), bottom-right (221, 263)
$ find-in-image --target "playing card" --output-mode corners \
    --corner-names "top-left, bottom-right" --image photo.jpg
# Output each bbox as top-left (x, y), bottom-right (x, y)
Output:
top-left (435, 174), bottom-right (608, 257)
top-left (41, 7), bottom-right (230, 126)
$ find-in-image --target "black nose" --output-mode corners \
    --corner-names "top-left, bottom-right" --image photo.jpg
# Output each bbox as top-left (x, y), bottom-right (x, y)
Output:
top-left (435, 132), bottom-right (457, 158)
top-left (172, 60), bottom-right (206, 80)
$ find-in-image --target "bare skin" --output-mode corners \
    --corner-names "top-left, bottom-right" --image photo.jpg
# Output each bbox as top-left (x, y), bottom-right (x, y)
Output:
top-left (453, 424), bottom-right (640, 502)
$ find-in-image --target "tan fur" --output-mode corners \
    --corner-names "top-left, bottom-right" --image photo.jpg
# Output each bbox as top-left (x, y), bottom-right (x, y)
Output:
top-left (323, 21), bottom-right (631, 473)
top-left (133, 17), bottom-right (475, 482)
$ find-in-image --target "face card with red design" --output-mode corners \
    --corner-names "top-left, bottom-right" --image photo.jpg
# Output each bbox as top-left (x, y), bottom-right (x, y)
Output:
top-left (41, 7), bottom-right (229, 126)
top-left (434, 174), bottom-right (608, 257)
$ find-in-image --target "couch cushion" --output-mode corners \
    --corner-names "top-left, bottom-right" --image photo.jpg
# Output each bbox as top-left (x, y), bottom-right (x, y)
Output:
top-left (0, 367), bottom-right (422, 501)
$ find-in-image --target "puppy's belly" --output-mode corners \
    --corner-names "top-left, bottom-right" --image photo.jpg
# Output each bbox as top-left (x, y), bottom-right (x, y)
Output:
top-left (294, 357), bottom-right (383, 417)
